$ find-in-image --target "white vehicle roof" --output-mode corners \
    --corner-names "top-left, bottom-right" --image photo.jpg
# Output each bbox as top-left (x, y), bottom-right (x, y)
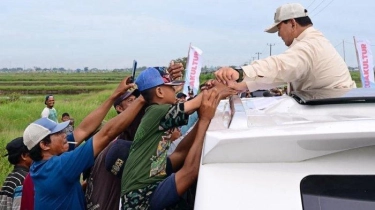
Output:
top-left (195, 88), bottom-right (375, 210)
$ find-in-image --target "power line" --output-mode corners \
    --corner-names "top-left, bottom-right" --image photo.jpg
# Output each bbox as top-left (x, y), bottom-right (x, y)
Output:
top-left (311, 0), bottom-right (334, 17)
top-left (260, 45), bottom-right (268, 55)
top-left (334, 42), bottom-right (342, 48)
top-left (306, 0), bottom-right (318, 9)
top-left (309, 0), bottom-right (326, 13)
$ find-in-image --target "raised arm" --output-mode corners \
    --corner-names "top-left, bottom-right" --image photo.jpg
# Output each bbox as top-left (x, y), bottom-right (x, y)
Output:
top-left (174, 88), bottom-right (222, 195)
top-left (183, 81), bottom-right (237, 114)
top-left (73, 77), bottom-right (134, 145)
top-left (92, 95), bottom-right (146, 157)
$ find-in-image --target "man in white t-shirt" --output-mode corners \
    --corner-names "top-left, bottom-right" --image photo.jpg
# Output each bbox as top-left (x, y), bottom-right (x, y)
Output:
top-left (41, 95), bottom-right (58, 122)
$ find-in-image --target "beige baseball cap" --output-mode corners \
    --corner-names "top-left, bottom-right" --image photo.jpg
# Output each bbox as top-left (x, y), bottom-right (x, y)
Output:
top-left (265, 3), bottom-right (308, 33)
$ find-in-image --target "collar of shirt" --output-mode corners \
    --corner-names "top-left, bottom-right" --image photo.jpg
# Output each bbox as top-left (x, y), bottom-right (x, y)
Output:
top-left (291, 26), bottom-right (315, 47)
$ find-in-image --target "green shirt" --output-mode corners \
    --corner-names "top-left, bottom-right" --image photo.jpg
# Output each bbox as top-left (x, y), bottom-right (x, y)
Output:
top-left (48, 108), bottom-right (58, 122)
top-left (121, 103), bottom-right (188, 195)
top-left (41, 107), bottom-right (58, 122)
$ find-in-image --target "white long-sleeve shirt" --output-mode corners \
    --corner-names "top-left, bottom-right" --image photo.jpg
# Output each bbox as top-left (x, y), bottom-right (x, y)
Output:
top-left (242, 27), bottom-right (356, 92)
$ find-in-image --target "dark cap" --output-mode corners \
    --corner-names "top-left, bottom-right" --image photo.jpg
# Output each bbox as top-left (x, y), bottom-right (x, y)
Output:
top-left (113, 89), bottom-right (140, 108)
top-left (5, 137), bottom-right (29, 165)
top-left (176, 92), bottom-right (187, 99)
top-left (105, 139), bottom-right (132, 178)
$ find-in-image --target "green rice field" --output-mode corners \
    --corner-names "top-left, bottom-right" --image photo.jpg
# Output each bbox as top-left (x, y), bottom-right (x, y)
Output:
top-left (0, 71), bottom-right (215, 185)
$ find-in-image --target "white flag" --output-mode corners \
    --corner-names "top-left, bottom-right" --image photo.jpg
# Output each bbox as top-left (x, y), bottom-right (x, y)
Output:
top-left (354, 37), bottom-right (375, 88)
top-left (183, 45), bottom-right (203, 97)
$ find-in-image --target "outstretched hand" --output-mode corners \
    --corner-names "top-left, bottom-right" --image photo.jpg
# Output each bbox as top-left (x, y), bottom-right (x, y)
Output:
top-left (113, 76), bottom-right (136, 98)
top-left (212, 80), bottom-right (239, 99)
top-left (198, 88), bottom-right (221, 122)
top-left (214, 67), bottom-right (239, 84)
top-left (202, 79), bottom-right (238, 99)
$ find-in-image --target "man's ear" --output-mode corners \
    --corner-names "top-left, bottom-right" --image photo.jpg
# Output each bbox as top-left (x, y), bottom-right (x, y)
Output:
top-left (291, 19), bottom-right (296, 28)
top-left (155, 87), bottom-right (164, 98)
top-left (20, 153), bottom-right (29, 161)
top-left (115, 105), bottom-right (124, 113)
top-left (40, 141), bottom-right (50, 151)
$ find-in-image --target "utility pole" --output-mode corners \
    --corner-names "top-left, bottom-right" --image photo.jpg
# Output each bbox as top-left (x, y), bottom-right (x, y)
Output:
top-left (343, 40), bottom-right (346, 62)
top-left (255, 52), bottom-right (262, 60)
top-left (252, 57), bottom-right (256, 61)
top-left (267, 43), bottom-right (275, 56)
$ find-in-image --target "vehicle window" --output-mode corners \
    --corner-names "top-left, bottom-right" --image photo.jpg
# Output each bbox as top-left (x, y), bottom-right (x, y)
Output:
top-left (300, 175), bottom-right (375, 210)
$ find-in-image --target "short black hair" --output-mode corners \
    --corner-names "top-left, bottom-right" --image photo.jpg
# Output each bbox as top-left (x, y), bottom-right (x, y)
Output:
top-left (62, 112), bottom-right (70, 117)
top-left (295, 15), bottom-right (313, 27)
top-left (44, 95), bottom-right (54, 105)
top-left (29, 135), bottom-right (51, 161)
top-left (282, 13), bottom-right (313, 27)
top-left (7, 146), bottom-right (28, 165)
top-left (140, 87), bottom-right (158, 104)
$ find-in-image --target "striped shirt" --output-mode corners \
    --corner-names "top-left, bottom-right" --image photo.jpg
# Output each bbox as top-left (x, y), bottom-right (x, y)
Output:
top-left (0, 166), bottom-right (29, 210)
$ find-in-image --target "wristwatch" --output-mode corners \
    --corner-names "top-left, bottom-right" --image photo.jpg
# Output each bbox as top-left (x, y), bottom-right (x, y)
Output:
top-left (234, 67), bottom-right (244, 83)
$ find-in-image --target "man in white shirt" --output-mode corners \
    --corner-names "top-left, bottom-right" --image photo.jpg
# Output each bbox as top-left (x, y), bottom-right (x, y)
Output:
top-left (41, 95), bottom-right (58, 122)
top-left (215, 3), bottom-right (356, 93)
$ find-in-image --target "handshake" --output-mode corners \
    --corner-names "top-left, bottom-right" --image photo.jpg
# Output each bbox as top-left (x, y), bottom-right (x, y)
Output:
top-left (200, 79), bottom-right (238, 99)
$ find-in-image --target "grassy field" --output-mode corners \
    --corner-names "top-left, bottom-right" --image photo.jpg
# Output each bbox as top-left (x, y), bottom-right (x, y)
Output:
top-left (0, 71), bottom-right (215, 185)
top-left (0, 72), bottom-right (125, 185)
top-left (0, 90), bottom-right (122, 184)
top-left (0, 71), bottom-right (361, 185)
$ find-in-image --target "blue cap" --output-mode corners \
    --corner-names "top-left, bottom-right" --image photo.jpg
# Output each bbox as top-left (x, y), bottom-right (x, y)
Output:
top-left (23, 118), bottom-right (70, 150)
top-left (136, 67), bottom-right (184, 92)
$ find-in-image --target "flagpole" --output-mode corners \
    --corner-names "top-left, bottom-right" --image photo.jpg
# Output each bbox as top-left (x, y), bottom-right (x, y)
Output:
top-left (353, 36), bottom-right (361, 70)
top-left (183, 43), bottom-right (192, 95)
top-left (353, 36), bottom-right (363, 87)
top-left (186, 42), bottom-right (192, 70)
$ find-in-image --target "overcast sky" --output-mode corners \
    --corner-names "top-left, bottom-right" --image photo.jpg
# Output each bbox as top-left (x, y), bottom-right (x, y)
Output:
top-left (0, 0), bottom-right (374, 69)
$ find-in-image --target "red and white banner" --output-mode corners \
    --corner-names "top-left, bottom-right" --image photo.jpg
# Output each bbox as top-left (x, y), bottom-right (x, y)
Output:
top-left (354, 37), bottom-right (375, 88)
top-left (183, 45), bottom-right (203, 97)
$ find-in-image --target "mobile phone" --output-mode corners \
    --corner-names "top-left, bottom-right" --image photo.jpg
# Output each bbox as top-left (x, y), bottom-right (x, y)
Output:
top-left (130, 60), bottom-right (137, 83)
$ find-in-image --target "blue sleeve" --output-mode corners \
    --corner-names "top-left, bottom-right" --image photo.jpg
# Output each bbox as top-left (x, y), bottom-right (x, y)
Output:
top-left (60, 138), bottom-right (95, 182)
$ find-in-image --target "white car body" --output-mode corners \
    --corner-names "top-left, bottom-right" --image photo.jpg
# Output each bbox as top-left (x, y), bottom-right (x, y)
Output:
top-left (195, 89), bottom-right (375, 210)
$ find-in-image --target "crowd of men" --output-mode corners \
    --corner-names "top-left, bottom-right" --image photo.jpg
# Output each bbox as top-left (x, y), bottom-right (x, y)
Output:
top-left (0, 2), bottom-right (355, 210)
